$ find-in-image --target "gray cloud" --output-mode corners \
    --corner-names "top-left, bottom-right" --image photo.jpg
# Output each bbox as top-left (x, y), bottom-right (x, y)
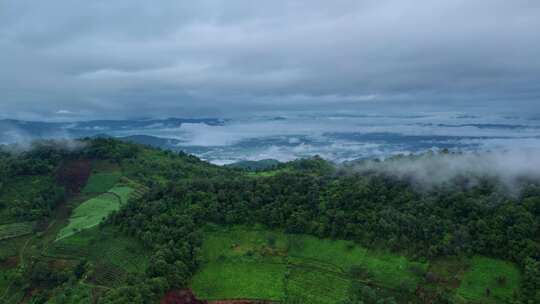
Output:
top-left (1, 0), bottom-right (539, 120)
top-left (351, 149), bottom-right (540, 194)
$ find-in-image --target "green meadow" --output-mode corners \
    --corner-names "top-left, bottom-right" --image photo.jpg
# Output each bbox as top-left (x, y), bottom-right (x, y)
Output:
top-left (192, 261), bottom-right (287, 301)
top-left (56, 186), bottom-right (133, 241)
top-left (81, 172), bottom-right (122, 193)
top-left (286, 266), bottom-right (350, 304)
top-left (288, 235), bottom-right (427, 291)
top-left (456, 256), bottom-right (521, 303)
top-left (51, 226), bottom-right (150, 274)
top-left (191, 226), bottom-right (521, 304)
top-left (191, 226), bottom-right (427, 303)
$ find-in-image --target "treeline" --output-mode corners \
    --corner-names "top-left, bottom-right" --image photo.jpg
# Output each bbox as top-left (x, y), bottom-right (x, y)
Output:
top-left (0, 142), bottom-right (70, 221)
top-left (0, 138), bottom-right (138, 222)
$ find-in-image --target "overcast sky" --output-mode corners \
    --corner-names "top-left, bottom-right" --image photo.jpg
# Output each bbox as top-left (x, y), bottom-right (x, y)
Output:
top-left (1, 0), bottom-right (539, 120)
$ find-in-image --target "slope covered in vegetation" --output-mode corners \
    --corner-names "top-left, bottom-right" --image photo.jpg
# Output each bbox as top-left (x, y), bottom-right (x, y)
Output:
top-left (0, 138), bottom-right (538, 304)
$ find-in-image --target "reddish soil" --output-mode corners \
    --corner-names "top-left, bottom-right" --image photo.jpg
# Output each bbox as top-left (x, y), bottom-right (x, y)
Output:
top-left (0, 256), bottom-right (19, 268)
top-left (208, 301), bottom-right (275, 304)
top-left (161, 289), bottom-right (207, 304)
top-left (159, 290), bottom-right (275, 304)
top-left (56, 159), bottom-right (92, 193)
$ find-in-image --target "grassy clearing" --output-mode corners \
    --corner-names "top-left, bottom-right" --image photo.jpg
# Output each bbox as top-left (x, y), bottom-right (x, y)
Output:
top-left (92, 160), bottom-right (121, 173)
top-left (193, 227), bottom-right (288, 300)
top-left (0, 221), bottom-right (35, 240)
top-left (56, 193), bottom-right (118, 240)
top-left (108, 186), bottom-right (133, 204)
top-left (192, 261), bottom-right (286, 301)
top-left (56, 186), bottom-right (133, 240)
top-left (192, 226), bottom-right (427, 302)
top-left (456, 256), bottom-right (521, 303)
top-left (286, 267), bottom-right (350, 304)
top-left (200, 227), bottom-right (288, 261)
top-left (50, 226), bottom-right (150, 274)
top-left (288, 235), bottom-right (426, 292)
top-left (81, 172), bottom-right (122, 193)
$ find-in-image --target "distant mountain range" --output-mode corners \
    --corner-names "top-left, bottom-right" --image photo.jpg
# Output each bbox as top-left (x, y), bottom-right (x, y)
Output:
top-left (117, 134), bottom-right (185, 149)
top-left (3, 115), bottom-right (540, 165)
top-left (0, 118), bottom-right (225, 143)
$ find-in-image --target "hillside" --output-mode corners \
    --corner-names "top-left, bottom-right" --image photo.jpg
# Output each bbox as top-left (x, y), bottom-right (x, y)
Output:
top-left (226, 159), bottom-right (281, 171)
top-left (0, 139), bottom-right (539, 304)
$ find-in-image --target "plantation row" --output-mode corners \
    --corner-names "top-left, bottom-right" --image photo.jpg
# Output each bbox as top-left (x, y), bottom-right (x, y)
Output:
top-left (190, 227), bottom-right (522, 304)
top-left (0, 221), bottom-right (35, 241)
top-left (56, 173), bottom-right (149, 241)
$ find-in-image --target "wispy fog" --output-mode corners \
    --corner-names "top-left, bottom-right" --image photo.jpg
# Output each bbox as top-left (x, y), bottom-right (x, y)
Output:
top-left (0, 132), bottom-right (86, 153)
top-left (2, 113), bottom-right (540, 164)
top-left (352, 149), bottom-right (540, 191)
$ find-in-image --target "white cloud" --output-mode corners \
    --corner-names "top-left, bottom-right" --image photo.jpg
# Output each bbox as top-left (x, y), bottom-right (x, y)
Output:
top-left (56, 109), bottom-right (73, 115)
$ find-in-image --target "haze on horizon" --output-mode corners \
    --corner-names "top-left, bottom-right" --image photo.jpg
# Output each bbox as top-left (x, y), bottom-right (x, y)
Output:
top-left (1, 0), bottom-right (539, 121)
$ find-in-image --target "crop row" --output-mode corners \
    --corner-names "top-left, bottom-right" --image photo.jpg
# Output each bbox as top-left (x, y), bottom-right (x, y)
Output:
top-left (0, 221), bottom-right (35, 241)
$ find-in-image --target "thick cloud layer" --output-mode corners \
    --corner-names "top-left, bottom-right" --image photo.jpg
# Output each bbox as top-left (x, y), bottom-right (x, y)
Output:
top-left (1, 0), bottom-right (539, 120)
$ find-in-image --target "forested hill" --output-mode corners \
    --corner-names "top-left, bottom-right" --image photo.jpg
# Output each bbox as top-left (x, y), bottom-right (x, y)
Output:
top-left (0, 138), bottom-right (539, 304)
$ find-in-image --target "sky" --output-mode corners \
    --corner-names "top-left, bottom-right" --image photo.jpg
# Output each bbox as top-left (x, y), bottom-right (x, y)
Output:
top-left (1, 0), bottom-right (539, 121)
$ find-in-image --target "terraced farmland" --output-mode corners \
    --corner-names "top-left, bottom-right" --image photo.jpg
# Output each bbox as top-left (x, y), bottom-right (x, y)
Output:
top-left (285, 266), bottom-right (350, 304)
top-left (81, 172), bottom-right (122, 193)
top-left (192, 261), bottom-right (287, 301)
top-left (288, 235), bottom-right (427, 292)
top-left (87, 262), bottom-right (127, 288)
top-left (0, 221), bottom-right (35, 240)
top-left (57, 184), bottom-right (136, 240)
top-left (119, 177), bottom-right (149, 200)
top-left (56, 192), bottom-right (121, 240)
top-left (49, 226), bottom-right (150, 275)
top-left (191, 226), bottom-right (521, 304)
top-left (191, 226), bottom-right (427, 303)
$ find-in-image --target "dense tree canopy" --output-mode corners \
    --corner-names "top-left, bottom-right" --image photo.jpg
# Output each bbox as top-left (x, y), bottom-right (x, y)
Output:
top-left (1, 139), bottom-right (539, 303)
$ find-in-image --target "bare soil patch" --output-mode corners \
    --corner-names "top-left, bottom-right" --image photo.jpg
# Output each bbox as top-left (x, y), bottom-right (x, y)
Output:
top-left (161, 289), bottom-right (206, 304)
top-left (0, 256), bottom-right (19, 268)
top-left (56, 160), bottom-right (92, 193)
top-left (208, 300), bottom-right (277, 304)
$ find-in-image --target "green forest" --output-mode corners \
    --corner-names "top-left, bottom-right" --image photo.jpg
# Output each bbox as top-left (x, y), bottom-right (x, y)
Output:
top-left (0, 138), bottom-right (539, 304)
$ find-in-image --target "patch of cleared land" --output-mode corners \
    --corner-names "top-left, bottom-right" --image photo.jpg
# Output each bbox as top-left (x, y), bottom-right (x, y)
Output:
top-left (81, 172), bottom-right (122, 193)
top-left (456, 256), bottom-right (521, 303)
top-left (0, 221), bottom-right (35, 240)
top-left (191, 226), bottom-right (427, 303)
top-left (191, 226), bottom-right (521, 304)
top-left (193, 261), bottom-right (287, 301)
top-left (56, 186), bottom-right (133, 240)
